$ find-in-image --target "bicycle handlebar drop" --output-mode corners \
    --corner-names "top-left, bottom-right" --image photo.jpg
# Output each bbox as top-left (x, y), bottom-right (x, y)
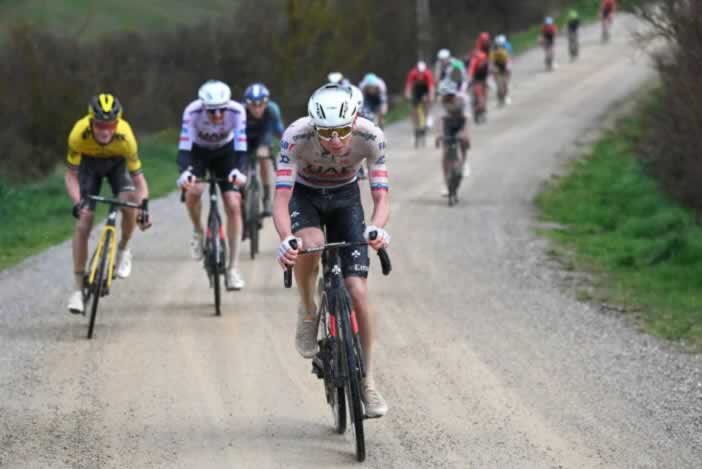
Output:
top-left (283, 233), bottom-right (391, 288)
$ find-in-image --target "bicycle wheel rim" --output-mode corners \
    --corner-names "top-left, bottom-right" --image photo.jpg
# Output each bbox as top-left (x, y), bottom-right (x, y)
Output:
top-left (88, 231), bottom-right (110, 339)
top-left (248, 191), bottom-right (259, 259)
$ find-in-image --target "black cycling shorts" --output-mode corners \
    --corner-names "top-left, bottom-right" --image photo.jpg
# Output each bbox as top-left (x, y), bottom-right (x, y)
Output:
top-left (78, 157), bottom-right (135, 210)
top-left (289, 182), bottom-right (370, 278)
top-left (412, 83), bottom-right (430, 106)
top-left (178, 143), bottom-right (248, 193)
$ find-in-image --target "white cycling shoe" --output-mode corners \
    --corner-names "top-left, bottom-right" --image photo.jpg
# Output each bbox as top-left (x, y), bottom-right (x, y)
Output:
top-left (115, 249), bottom-right (132, 278)
top-left (362, 380), bottom-right (389, 418)
top-left (67, 290), bottom-right (84, 315)
top-left (295, 304), bottom-right (319, 358)
top-left (190, 231), bottom-right (203, 260)
top-left (225, 268), bottom-right (245, 291)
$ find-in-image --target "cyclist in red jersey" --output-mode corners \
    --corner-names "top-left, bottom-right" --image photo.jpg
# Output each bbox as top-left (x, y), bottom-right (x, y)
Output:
top-left (540, 17), bottom-right (558, 70)
top-left (404, 61), bottom-right (435, 138)
top-left (601, 0), bottom-right (617, 42)
top-left (468, 48), bottom-right (490, 123)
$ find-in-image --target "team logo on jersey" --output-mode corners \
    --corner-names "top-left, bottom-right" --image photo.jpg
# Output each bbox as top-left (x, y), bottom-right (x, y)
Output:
top-left (351, 250), bottom-right (361, 259)
top-left (197, 130), bottom-right (229, 142)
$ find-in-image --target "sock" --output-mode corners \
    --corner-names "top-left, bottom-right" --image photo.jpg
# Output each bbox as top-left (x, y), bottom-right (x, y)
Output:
top-left (230, 233), bottom-right (242, 271)
top-left (74, 272), bottom-right (85, 291)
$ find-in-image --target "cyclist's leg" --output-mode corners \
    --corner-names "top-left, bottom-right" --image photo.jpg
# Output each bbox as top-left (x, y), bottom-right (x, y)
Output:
top-left (107, 159), bottom-right (138, 251)
top-left (289, 186), bottom-right (324, 316)
top-left (215, 150), bottom-right (246, 272)
top-left (183, 149), bottom-right (207, 234)
top-left (73, 160), bottom-right (100, 290)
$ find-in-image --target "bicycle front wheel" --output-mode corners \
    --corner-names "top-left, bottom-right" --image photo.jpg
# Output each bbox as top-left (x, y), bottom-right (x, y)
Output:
top-left (247, 181), bottom-right (261, 260)
top-left (337, 294), bottom-right (365, 461)
top-left (87, 231), bottom-right (111, 339)
top-left (207, 218), bottom-right (222, 316)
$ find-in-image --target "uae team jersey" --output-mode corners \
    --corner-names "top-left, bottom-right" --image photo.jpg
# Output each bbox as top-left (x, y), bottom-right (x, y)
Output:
top-left (178, 99), bottom-right (247, 152)
top-left (276, 117), bottom-right (389, 192)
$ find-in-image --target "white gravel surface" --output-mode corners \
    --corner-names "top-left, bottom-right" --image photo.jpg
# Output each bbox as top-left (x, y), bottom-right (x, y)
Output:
top-left (1, 15), bottom-right (700, 469)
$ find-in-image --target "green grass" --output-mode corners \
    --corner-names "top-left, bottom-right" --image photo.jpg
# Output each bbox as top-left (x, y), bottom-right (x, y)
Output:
top-left (0, 131), bottom-right (178, 271)
top-left (536, 105), bottom-right (702, 349)
top-left (0, 0), bottom-right (236, 38)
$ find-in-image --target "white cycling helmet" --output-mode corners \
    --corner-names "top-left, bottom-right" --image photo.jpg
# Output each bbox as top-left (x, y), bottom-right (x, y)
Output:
top-left (327, 72), bottom-right (344, 84)
top-left (438, 79), bottom-right (458, 96)
top-left (545, 16), bottom-right (554, 25)
top-left (198, 80), bottom-right (231, 109)
top-left (363, 73), bottom-right (381, 88)
top-left (308, 84), bottom-right (359, 128)
top-left (495, 34), bottom-right (507, 46)
top-left (437, 48), bottom-right (451, 60)
top-left (417, 60), bottom-right (427, 72)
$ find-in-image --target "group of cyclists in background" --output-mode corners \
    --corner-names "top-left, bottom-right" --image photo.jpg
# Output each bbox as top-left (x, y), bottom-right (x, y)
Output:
top-left (61, 0), bottom-right (618, 438)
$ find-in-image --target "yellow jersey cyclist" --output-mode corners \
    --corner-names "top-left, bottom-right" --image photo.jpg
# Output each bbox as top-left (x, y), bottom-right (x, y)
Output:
top-left (491, 34), bottom-right (513, 105)
top-left (274, 84), bottom-right (391, 418)
top-left (65, 94), bottom-right (152, 314)
top-left (176, 80), bottom-right (249, 290)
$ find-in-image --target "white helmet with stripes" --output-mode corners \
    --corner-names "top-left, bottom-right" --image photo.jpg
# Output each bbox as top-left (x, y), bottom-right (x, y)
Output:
top-left (307, 84), bottom-right (359, 128)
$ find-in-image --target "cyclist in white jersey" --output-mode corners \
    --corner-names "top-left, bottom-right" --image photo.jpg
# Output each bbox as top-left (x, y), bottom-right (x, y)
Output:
top-left (273, 84), bottom-right (391, 418)
top-left (176, 80), bottom-right (249, 290)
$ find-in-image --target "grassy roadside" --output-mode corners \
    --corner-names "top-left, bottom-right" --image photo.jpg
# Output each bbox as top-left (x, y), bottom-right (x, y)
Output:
top-left (0, 131), bottom-right (178, 271)
top-left (536, 98), bottom-right (702, 349)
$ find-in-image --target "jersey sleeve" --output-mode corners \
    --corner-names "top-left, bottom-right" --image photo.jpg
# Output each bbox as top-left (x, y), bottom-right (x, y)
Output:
top-left (268, 101), bottom-right (285, 137)
top-left (233, 106), bottom-right (248, 153)
top-left (178, 105), bottom-right (195, 152)
top-left (275, 127), bottom-right (297, 190)
top-left (367, 130), bottom-right (389, 192)
top-left (66, 120), bottom-right (84, 168)
top-left (121, 121), bottom-right (142, 174)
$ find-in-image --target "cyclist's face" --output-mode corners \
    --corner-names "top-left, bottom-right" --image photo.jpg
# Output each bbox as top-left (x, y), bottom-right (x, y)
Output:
top-left (91, 120), bottom-right (117, 144)
top-left (246, 101), bottom-right (266, 119)
top-left (318, 124), bottom-right (354, 155)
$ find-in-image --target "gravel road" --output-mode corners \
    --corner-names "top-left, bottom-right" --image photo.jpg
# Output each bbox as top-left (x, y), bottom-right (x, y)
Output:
top-left (1, 15), bottom-right (700, 469)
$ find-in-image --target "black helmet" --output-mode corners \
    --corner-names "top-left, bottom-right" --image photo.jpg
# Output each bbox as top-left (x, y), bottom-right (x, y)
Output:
top-left (88, 93), bottom-right (122, 121)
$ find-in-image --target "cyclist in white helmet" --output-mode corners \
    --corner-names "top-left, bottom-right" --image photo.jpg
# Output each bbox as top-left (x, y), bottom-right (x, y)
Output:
top-left (274, 83), bottom-right (391, 418)
top-left (358, 73), bottom-right (388, 129)
top-left (176, 80), bottom-right (249, 290)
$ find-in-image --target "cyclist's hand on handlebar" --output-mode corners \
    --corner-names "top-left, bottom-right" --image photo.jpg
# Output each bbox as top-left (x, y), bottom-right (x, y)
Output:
top-left (228, 169), bottom-right (247, 187)
top-left (137, 198), bottom-right (152, 231)
top-left (277, 235), bottom-right (301, 270)
top-left (364, 225), bottom-right (391, 251)
top-left (72, 200), bottom-right (89, 219)
top-left (177, 169), bottom-right (195, 190)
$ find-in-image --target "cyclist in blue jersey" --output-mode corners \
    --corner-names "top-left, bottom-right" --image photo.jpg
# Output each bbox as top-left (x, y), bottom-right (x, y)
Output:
top-left (244, 83), bottom-right (285, 217)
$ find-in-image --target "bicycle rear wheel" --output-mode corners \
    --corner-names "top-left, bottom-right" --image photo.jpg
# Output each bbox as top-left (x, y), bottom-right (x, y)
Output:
top-left (337, 293), bottom-right (365, 461)
top-left (87, 231), bottom-right (110, 339)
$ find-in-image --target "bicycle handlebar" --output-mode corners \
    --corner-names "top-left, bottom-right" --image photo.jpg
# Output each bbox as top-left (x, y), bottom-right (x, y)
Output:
top-left (283, 232), bottom-right (392, 288)
top-left (87, 195), bottom-right (144, 210)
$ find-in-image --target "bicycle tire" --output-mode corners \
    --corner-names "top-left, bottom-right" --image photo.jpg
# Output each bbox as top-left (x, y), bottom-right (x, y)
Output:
top-left (324, 296), bottom-right (348, 435)
top-left (208, 217), bottom-right (222, 316)
top-left (87, 230), bottom-right (110, 339)
top-left (337, 292), bottom-right (365, 461)
top-left (248, 180), bottom-right (260, 260)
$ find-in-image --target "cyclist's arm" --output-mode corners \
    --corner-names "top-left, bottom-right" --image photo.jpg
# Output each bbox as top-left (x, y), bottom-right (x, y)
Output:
top-left (268, 101), bottom-right (285, 138)
top-left (272, 133), bottom-right (297, 239)
top-left (380, 79), bottom-right (389, 115)
top-left (64, 166), bottom-right (80, 205)
top-left (367, 137), bottom-right (390, 228)
top-left (233, 103), bottom-right (248, 156)
top-left (132, 172), bottom-right (150, 202)
top-left (404, 70), bottom-right (415, 99)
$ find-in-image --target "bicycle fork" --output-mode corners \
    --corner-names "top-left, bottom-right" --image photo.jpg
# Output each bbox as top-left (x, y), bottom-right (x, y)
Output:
top-left (88, 216), bottom-right (118, 292)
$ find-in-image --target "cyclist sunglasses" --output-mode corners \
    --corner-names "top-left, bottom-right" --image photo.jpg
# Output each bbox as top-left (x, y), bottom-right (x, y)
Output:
top-left (206, 108), bottom-right (226, 116)
top-left (92, 120), bottom-right (118, 131)
top-left (316, 125), bottom-right (353, 141)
